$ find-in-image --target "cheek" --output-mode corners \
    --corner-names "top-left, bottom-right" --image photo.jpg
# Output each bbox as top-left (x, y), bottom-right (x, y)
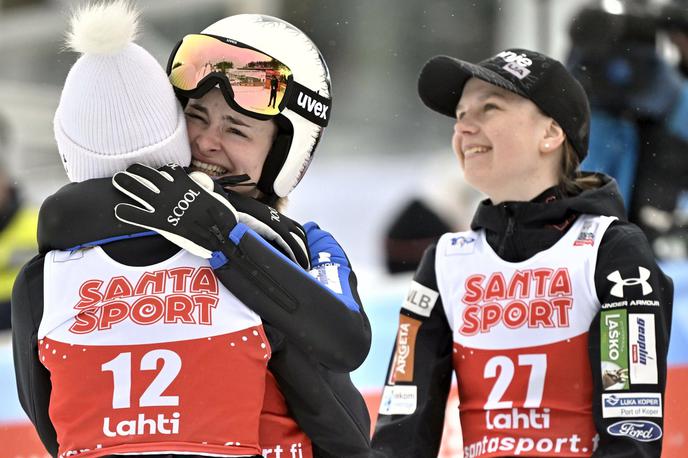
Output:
top-left (451, 130), bottom-right (464, 167)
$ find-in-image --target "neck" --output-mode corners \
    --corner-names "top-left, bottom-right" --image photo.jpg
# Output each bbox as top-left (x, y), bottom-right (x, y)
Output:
top-left (485, 170), bottom-right (559, 205)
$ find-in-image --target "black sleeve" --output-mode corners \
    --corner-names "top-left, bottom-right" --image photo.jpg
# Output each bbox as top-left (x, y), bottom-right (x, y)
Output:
top-left (37, 180), bottom-right (372, 373)
top-left (590, 222), bottom-right (673, 457)
top-left (213, 224), bottom-right (371, 372)
top-left (11, 255), bottom-right (58, 457)
top-left (265, 325), bottom-right (373, 458)
top-left (371, 245), bottom-right (454, 458)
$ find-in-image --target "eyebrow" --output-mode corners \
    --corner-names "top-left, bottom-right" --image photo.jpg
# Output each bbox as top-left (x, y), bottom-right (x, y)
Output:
top-left (187, 103), bottom-right (251, 128)
top-left (456, 90), bottom-right (508, 111)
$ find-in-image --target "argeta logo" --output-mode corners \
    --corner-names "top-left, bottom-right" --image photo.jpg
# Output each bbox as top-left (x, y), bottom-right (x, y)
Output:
top-left (607, 267), bottom-right (652, 298)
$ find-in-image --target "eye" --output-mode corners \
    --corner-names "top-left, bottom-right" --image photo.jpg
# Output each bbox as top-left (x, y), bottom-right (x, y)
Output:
top-left (456, 111), bottom-right (466, 120)
top-left (185, 111), bottom-right (206, 123)
top-left (227, 127), bottom-right (248, 138)
top-left (484, 102), bottom-right (499, 111)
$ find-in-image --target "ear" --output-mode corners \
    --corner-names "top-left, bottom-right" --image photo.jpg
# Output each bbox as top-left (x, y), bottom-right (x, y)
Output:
top-left (539, 119), bottom-right (566, 154)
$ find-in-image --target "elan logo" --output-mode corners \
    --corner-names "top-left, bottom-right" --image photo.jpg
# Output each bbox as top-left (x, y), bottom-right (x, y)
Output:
top-left (167, 189), bottom-right (201, 227)
top-left (607, 267), bottom-right (653, 298)
top-left (297, 92), bottom-right (329, 120)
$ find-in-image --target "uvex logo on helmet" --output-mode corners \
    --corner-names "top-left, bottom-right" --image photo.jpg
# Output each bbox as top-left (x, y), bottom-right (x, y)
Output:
top-left (167, 189), bottom-right (201, 226)
top-left (297, 91), bottom-right (329, 120)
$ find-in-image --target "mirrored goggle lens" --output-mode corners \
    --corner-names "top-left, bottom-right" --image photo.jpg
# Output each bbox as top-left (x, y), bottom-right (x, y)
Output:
top-left (169, 34), bottom-right (293, 116)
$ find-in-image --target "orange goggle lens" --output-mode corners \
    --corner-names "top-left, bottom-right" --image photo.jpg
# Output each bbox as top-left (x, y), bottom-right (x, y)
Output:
top-left (168, 34), bottom-right (293, 116)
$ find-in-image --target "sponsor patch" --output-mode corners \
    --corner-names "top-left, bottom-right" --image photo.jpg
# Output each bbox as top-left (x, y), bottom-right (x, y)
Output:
top-left (402, 281), bottom-right (439, 317)
top-left (446, 235), bottom-right (476, 255)
top-left (389, 315), bottom-right (421, 383)
top-left (54, 250), bottom-right (86, 262)
top-left (607, 420), bottom-right (662, 442)
top-left (379, 385), bottom-right (417, 415)
top-left (629, 314), bottom-right (658, 384)
top-left (309, 262), bottom-right (342, 294)
top-left (602, 393), bottom-right (662, 418)
top-left (601, 310), bottom-right (629, 390)
top-left (573, 220), bottom-right (599, 246)
top-left (607, 267), bottom-right (653, 298)
top-left (601, 299), bottom-right (660, 309)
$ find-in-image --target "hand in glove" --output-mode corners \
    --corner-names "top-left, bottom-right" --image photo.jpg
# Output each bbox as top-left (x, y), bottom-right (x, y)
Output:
top-left (112, 163), bottom-right (238, 259)
top-left (225, 190), bottom-right (310, 270)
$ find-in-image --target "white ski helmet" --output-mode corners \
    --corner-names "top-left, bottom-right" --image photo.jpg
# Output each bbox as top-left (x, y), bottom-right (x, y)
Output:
top-left (171, 14), bottom-right (332, 198)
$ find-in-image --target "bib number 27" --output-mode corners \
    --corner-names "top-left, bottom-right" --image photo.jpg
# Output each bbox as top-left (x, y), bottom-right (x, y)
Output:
top-left (483, 353), bottom-right (547, 409)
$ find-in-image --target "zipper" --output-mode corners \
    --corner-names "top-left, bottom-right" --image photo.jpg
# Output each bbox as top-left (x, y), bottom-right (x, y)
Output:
top-left (497, 205), bottom-right (515, 258)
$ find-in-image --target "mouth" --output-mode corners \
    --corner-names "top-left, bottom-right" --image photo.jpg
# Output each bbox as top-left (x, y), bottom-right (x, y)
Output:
top-left (190, 159), bottom-right (228, 177)
top-left (462, 145), bottom-right (491, 159)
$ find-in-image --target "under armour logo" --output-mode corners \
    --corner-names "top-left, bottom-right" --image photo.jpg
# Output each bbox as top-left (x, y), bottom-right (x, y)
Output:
top-left (607, 267), bottom-right (653, 298)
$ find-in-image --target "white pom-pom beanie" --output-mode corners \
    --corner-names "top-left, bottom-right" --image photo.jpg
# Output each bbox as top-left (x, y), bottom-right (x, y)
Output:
top-left (54, 1), bottom-right (190, 182)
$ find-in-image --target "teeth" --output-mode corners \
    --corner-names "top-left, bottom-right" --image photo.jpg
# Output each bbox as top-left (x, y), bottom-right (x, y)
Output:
top-left (464, 146), bottom-right (490, 156)
top-left (191, 159), bottom-right (228, 176)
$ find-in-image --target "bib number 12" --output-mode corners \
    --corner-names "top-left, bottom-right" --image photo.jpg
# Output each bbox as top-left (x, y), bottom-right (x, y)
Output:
top-left (101, 349), bottom-right (182, 409)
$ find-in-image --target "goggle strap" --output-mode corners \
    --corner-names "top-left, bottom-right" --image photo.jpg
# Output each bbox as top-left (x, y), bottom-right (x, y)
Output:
top-left (286, 81), bottom-right (331, 127)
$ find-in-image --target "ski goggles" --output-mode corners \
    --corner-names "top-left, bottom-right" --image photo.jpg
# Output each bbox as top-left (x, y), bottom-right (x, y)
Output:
top-left (167, 34), bottom-right (330, 126)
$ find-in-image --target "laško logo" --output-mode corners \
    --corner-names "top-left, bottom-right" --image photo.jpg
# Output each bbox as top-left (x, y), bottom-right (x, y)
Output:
top-left (69, 267), bottom-right (219, 334)
top-left (459, 268), bottom-right (573, 335)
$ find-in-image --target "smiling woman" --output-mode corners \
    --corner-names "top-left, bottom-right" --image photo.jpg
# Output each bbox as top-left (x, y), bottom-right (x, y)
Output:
top-left (185, 88), bottom-right (277, 198)
top-left (372, 48), bottom-right (674, 458)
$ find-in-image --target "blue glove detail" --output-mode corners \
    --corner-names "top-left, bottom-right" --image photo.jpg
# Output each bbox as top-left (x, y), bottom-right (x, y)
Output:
top-left (304, 222), bottom-right (360, 312)
top-left (229, 223), bottom-right (251, 245)
top-left (209, 251), bottom-right (229, 269)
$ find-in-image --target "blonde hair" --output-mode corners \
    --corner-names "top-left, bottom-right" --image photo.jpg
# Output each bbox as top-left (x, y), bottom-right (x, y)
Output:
top-left (558, 140), bottom-right (602, 195)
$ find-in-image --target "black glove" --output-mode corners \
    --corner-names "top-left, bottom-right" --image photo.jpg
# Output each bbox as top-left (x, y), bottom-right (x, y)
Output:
top-left (225, 190), bottom-right (310, 270)
top-left (112, 163), bottom-right (238, 259)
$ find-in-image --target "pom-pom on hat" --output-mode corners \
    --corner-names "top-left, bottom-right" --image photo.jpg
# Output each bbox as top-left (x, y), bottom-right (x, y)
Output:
top-left (54, 0), bottom-right (190, 182)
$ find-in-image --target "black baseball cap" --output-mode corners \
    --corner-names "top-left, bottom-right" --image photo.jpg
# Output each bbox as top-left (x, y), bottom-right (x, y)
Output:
top-left (418, 48), bottom-right (591, 161)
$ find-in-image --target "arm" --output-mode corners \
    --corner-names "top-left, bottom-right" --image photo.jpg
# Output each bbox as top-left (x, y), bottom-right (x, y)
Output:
top-left (212, 222), bottom-right (371, 372)
top-left (590, 223), bottom-right (673, 457)
top-left (265, 325), bottom-right (373, 458)
top-left (11, 255), bottom-right (58, 457)
top-left (371, 245), bottom-right (454, 458)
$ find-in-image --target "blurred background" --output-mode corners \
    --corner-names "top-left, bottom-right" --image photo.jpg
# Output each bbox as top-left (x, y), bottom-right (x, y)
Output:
top-left (1, 0), bottom-right (687, 457)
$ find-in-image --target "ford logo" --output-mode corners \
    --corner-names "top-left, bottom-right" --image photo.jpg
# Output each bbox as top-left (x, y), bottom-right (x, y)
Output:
top-left (607, 420), bottom-right (662, 442)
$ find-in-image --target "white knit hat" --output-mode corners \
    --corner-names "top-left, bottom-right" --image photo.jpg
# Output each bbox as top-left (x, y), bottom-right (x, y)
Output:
top-left (54, 1), bottom-right (191, 182)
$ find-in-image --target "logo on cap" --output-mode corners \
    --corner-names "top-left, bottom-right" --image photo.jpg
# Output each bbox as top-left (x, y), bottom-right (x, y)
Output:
top-left (496, 50), bottom-right (533, 79)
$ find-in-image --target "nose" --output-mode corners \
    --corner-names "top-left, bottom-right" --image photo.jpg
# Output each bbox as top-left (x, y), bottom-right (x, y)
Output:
top-left (454, 111), bottom-right (479, 135)
top-left (191, 126), bottom-right (222, 157)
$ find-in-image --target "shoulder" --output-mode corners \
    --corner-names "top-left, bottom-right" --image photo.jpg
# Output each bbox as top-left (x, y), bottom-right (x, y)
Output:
top-left (598, 220), bottom-right (655, 263)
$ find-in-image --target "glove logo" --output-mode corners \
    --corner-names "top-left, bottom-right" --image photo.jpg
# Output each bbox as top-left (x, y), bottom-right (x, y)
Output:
top-left (606, 267), bottom-right (653, 298)
top-left (269, 207), bottom-right (280, 222)
top-left (168, 189), bottom-right (201, 227)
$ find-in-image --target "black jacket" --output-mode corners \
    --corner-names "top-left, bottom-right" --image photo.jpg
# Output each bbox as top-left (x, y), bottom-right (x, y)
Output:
top-left (12, 178), bottom-right (373, 458)
top-left (372, 174), bottom-right (673, 458)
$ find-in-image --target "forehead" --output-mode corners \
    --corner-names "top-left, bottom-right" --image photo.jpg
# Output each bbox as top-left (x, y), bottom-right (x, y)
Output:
top-left (191, 89), bottom-right (255, 123)
top-left (457, 78), bottom-right (523, 107)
